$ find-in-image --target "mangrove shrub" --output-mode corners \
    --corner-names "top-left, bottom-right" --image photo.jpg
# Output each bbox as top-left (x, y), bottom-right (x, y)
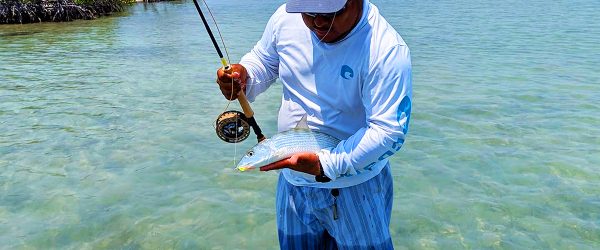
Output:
top-left (0, 0), bottom-right (133, 24)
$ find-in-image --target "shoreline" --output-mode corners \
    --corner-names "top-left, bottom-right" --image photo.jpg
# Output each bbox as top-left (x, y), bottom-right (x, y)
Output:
top-left (0, 0), bottom-right (173, 24)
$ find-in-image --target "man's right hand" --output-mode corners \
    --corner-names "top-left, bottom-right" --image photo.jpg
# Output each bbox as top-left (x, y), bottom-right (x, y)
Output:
top-left (216, 64), bottom-right (248, 100)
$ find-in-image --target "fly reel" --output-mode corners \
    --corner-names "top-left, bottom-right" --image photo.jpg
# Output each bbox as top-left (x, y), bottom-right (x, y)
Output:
top-left (215, 110), bottom-right (250, 143)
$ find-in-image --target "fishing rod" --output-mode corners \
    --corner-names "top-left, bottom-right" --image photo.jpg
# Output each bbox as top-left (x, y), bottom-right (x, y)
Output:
top-left (192, 0), bottom-right (265, 143)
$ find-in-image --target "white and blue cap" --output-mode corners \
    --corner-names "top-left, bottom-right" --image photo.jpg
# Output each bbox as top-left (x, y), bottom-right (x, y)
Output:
top-left (286, 0), bottom-right (348, 13)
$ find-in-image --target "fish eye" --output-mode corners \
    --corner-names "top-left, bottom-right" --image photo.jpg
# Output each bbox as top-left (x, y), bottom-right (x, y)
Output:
top-left (247, 150), bottom-right (254, 157)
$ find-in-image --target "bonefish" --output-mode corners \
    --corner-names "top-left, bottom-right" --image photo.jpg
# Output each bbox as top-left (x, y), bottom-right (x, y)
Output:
top-left (236, 115), bottom-right (339, 171)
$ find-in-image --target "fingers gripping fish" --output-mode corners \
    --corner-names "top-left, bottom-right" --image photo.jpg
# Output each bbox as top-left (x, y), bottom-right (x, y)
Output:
top-left (236, 115), bottom-right (340, 171)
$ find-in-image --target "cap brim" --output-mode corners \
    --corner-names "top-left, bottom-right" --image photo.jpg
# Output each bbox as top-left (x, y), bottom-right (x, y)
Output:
top-left (286, 0), bottom-right (347, 13)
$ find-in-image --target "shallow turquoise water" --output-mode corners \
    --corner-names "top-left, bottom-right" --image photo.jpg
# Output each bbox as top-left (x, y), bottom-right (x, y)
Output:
top-left (1, 0), bottom-right (599, 249)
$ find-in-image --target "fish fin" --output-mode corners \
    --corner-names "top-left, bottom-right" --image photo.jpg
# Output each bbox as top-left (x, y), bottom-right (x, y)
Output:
top-left (237, 165), bottom-right (255, 172)
top-left (295, 114), bottom-right (309, 129)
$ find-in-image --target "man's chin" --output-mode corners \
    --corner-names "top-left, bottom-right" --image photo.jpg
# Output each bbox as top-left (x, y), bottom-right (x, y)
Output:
top-left (316, 34), bottom-right (339, 43)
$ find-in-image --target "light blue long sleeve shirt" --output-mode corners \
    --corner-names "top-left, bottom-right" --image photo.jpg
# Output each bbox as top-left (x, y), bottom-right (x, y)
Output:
top-left (240, 1), bottom-right (412, 188)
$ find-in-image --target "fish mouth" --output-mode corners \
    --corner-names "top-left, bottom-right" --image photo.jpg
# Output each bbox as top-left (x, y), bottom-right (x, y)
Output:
top-left (237, 165), bottom-right (256, 172)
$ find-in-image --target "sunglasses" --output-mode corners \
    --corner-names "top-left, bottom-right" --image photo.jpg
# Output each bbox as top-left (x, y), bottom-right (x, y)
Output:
top-left (303, 2), bottom-right (349, 19)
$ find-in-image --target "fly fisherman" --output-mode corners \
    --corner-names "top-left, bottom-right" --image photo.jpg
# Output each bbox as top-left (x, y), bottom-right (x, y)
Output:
top-left (216, 0), bottom-right (412, 248)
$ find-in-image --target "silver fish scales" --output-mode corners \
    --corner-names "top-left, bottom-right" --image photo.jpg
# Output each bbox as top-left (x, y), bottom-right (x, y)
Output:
top-left (236, 128), bottom-right (340, 171)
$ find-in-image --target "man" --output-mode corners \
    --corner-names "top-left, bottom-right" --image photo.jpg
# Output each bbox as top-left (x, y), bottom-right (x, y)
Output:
top-left (217, 0), bottom-right (412, 248)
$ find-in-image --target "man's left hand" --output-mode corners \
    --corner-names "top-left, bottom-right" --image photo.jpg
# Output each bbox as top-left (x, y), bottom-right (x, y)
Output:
top-left (260, 152), bottom-right (321, 176)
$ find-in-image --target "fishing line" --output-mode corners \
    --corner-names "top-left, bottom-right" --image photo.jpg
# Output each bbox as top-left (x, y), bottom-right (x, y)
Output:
top-left (312, 13), bottom-right (337, 85)
top-left (194, 0), bottom-right (243, 165)
top-left (192, 0), bottom-right (266, 147)
top-left (200, 0), bottom-right (231, 67)
top-left (317, 14), bottom-right (337, 45)
top-left (201, 0), bottom-right (236, 135)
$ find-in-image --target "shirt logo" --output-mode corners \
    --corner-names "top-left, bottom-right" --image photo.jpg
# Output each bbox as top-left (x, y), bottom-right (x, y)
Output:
top-left (341, 65), bottom-right (354, 79)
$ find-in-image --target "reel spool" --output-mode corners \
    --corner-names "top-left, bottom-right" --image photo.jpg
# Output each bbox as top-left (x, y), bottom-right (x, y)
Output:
top-left (215, 110), bottom-right (250, 143)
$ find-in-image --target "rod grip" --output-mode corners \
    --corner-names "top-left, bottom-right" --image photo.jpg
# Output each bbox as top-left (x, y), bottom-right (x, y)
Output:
top-left (237, 92), bottom-right (254, 118)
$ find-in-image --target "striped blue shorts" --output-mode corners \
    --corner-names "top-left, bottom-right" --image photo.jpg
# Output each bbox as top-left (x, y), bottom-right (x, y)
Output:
top-left (276, 164), bottom-right (394, 249)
